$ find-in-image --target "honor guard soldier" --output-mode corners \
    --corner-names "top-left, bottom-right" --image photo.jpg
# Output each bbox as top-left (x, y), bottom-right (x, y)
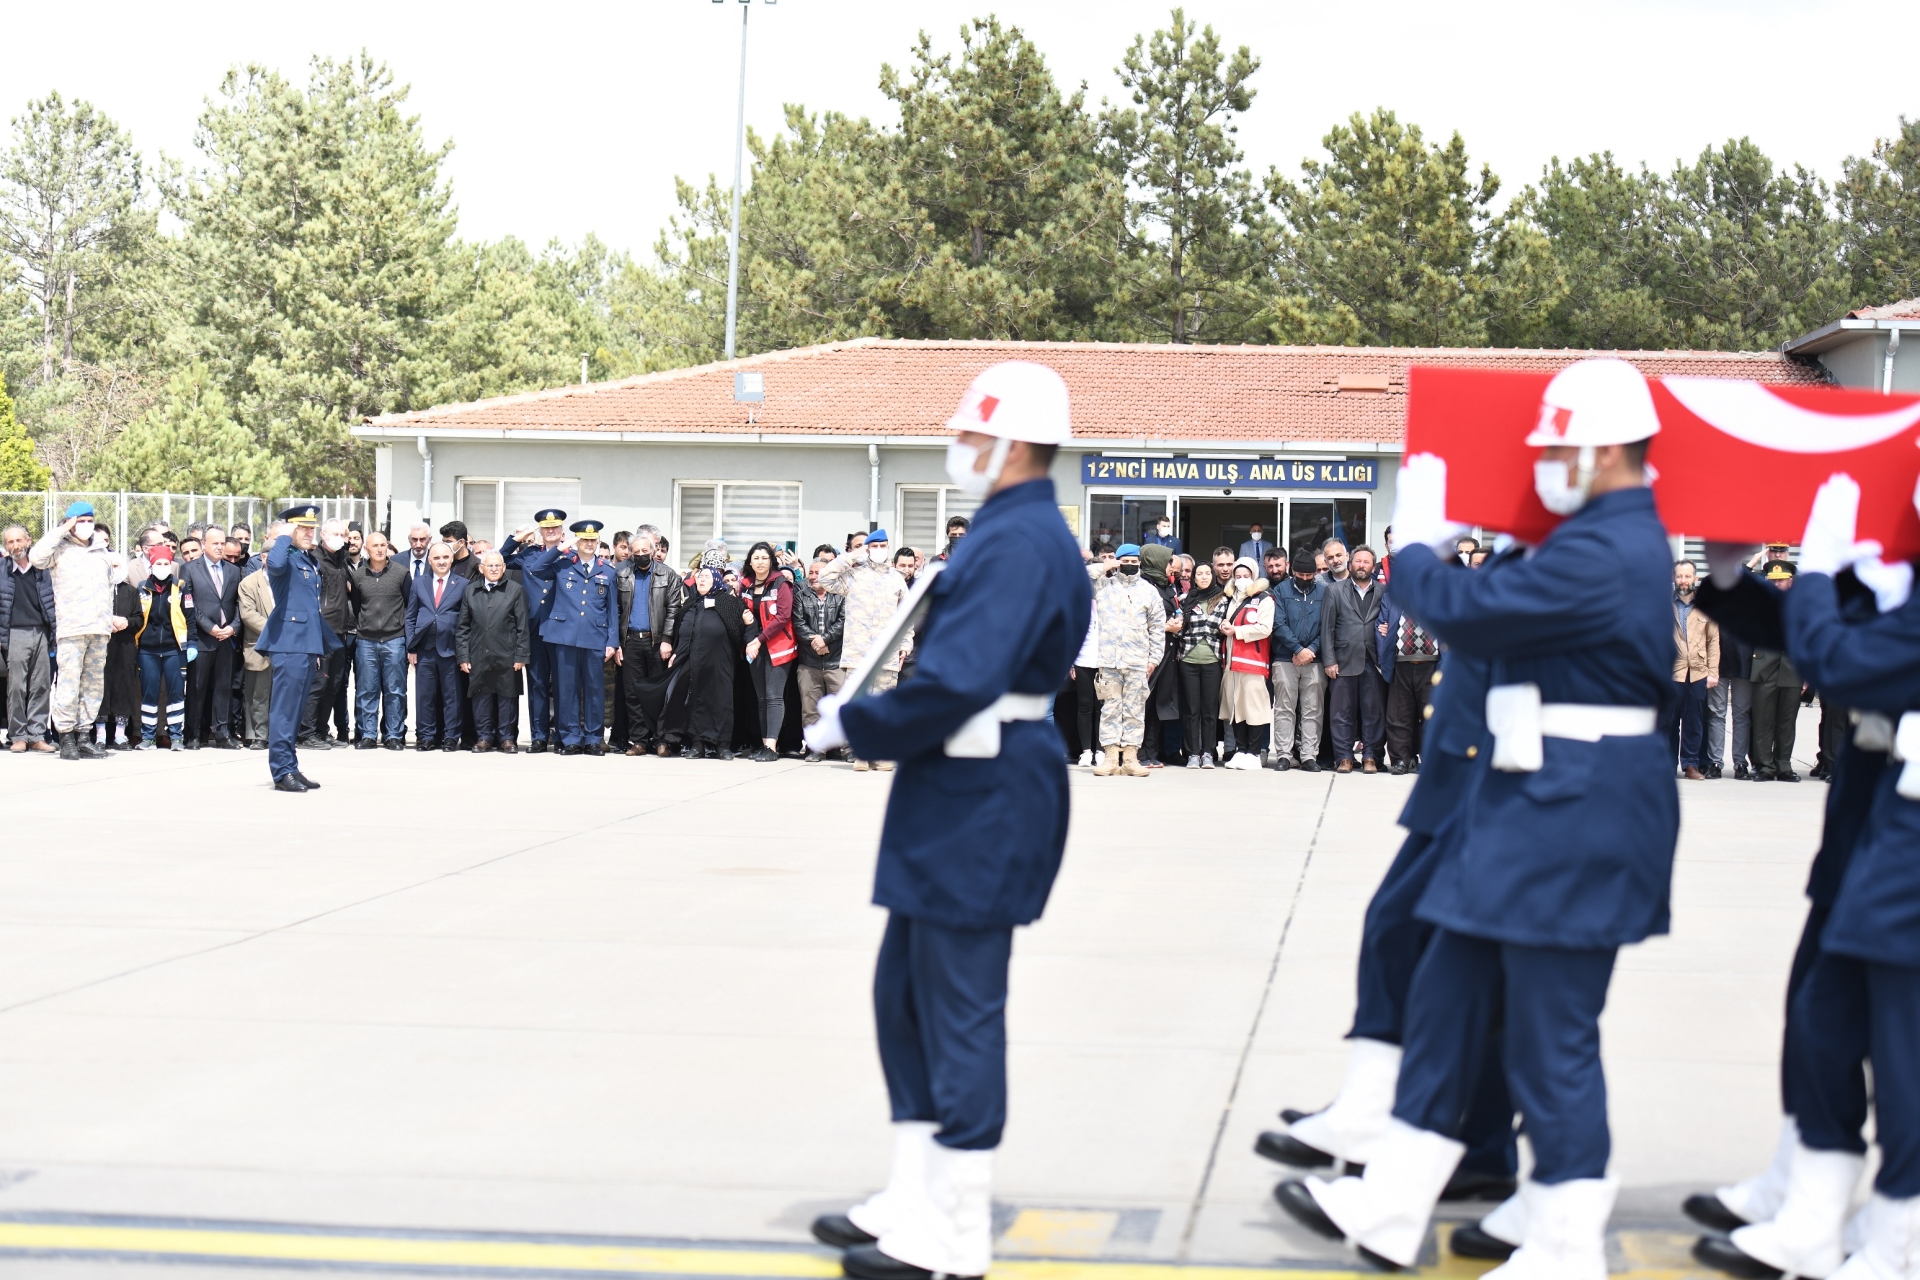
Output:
top-left (1263, 621), bottom-right (1525, 1255)
top-left (513, 518), bottom-right (618, 755)
top-left (255, 506), bottom-right (342, 792)
top-left (803, 362), bottom-right (1091, 1280)
top-left (1277, 359), bottom-right (1680, 1279)
top-left (501, 508), bottom-right (569, 751)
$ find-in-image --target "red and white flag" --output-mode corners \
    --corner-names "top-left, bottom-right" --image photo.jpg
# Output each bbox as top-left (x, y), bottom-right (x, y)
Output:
top-left (1405, 365), bottom-right (1920, 559)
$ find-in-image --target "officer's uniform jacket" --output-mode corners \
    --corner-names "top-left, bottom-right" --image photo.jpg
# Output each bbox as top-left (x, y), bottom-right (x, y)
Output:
top-left (1388, 487), bottom-right (1680, 950)
top-left (839, 479), bottom-right (1093, 930)
top-left (1783, 569), bottom-right (1920, 969)
top-left (517, 548), bottom-right (619, 652)
top-left (501, 536), bottom-right (564, 627)
top-left (1088, 568), bottom-right (1166, 671)
top-left (255, 535), bottom-right (342, 657)
top-left (818, 551), bottom-right (910, 671)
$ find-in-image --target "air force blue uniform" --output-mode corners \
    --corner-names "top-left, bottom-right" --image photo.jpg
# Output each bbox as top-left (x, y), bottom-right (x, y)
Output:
top-left (838, 478), bottom-right (1090, 1150)
top-left (255, 534), bottom-right (342, 782)
top-left (502, 535), bottom-right (563, 744)
top-left (1780, 570), bottom-right (1920, 1198)
top-left (1383, 487), bottom-right (1678, 1184)
top-left (517, 547), bottom-right (618, 748)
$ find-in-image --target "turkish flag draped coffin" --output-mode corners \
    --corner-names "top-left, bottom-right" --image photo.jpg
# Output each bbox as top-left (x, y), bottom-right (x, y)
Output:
top-left (1404, 365), bottom-right (1920, 561)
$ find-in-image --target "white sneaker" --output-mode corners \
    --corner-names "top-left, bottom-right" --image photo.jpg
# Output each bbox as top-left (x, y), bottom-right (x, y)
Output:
top-left (1077, 750), bottom-right (1092, 768)
top-left (1186, 755), bottom-right (1202, 769)
top-left (1093, 750), bottom-right (1106, 768)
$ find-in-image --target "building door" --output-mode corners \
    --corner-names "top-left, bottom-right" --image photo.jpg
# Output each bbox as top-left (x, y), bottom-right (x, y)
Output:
top-left (1087, 492), bottom-right (1172, 550)
top-left (1287, 497), bottom-right (1371, 560)
top-left (1179, 497), bottom-right (1280, 562)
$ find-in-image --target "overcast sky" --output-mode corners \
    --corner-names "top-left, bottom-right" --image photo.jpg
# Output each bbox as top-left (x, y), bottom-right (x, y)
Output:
top-left (14, 1), bottom-right (1918, 261)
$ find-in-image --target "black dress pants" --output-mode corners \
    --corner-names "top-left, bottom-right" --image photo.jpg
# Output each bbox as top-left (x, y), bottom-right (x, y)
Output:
top-left (1072, 665), bottom-right (1101, 757)
top-left (301, 645), bottom-right (349, 739)
top-left (1384, 659), bottom-right (1436, 767)
top-left (1751, 682), bottom-right (1800, 776)
top-left (1178, 660), bottom-right (1220, 761)
top-left (621, 634), bottom-right (671, 746)
top-left (186, 637), bottom-right (236, 742)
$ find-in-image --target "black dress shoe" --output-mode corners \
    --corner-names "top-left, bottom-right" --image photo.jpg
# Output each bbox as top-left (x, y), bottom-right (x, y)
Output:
top-left (442, 740), bottom-right (463, 752)
top-left (416, 740), bottom-right (437, 751)
top-left (585, 743), bottom-right (605, 756)
top-left (750, 746), bottom-right (778, 762)
top-left (528, 739), bottom-right (548, 754)
top-left (186, 739), bottom-right (204, 750)
top-left (1692, 1234), bottom-right (1782, 1279)
top-left (1297, 758), bottom-right (1322, 773)
top-left (841, 1244), bottom-right (980, 1280)
top-left (1273, 1179), bottom-right (1344, 1240)
top-left (714, 748), bottom-right (735, 761)
top-left (273, 775), bottom-right (309, 792)
top-left (294, 773), bottom-right (321, 789)
top-left (1682, 1192), bottom-right (1750, 1233)
top-left (810, 1214), bottom-right (877, 1250)
top-left (356, 739), bottom-right (378, 750)
top-left (1449, 1223), bottom-right (1518, 1261)
top-left (1779, 770), bottom-right (1801, 782)
top-left (682, 744), bottom-right (702, 759)
top-left (1390, 761), bottom-right (1408, 776)
top-left (1440, 1169), bottom-right (1518, 1202)
top-left (382, 739), bottom-right (403, 751)
top-left (1255, 1129), bottom-right (1335, 1168)
top-left (557, 744), bottom-right (582, 756)
top-left (211, 737), bottom-right (239, 750)
top-left (298, 737), bottom-right (333, 750)
top-left (247, 739), bottom-right (266, 750)
top-left (1279, 1108), bottom-right (1312, 1125)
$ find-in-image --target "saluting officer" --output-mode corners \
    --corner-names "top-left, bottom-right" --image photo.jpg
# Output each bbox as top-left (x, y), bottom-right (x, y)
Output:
top-left (1262, 581), bottom-right (1525, 1256)
top-left (803, 362), bottom-right (1090, 1280)
top-left (1277, 359), bottom-right (1680, 1278)
top-left (255, 506), bottom-right (341, 793)
top-left (501, 508), bottom-right (568, 752)
top-left (513, 518), bottom-right (618, 756)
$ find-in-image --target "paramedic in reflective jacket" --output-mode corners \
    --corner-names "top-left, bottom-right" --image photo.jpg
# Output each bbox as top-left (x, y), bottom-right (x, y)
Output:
top-left (802, 362), bottom-right (1090, 1280)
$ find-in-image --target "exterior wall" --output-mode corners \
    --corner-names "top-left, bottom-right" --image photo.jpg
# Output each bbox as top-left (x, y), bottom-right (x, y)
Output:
top-left (1814, 331), bottom-right (1920, 394)
top-left (375, 438), bottom-right (1398, 552)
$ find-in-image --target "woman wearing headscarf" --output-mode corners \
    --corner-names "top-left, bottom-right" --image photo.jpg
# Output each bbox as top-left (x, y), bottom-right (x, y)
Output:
top-left (739, 541), bottom-right (797, 762)
top-left (1138, 542), bottom-right (1184, 767)
top-left (1177, 562), bottom-right (1230, 769)
top-left (97, 555), bottom-right (145, 749)
top-left (1218, 556), bottom-right (1275, 770)
top-left (669, 552), bottom-right (746, 759)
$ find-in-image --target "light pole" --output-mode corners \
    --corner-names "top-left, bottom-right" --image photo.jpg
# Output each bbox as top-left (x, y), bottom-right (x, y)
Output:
top-left (718, 0), bottom-right (775, 361)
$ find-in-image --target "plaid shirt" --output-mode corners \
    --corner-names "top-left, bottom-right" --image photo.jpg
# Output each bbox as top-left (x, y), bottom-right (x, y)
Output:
top-left (1395, 613), bottom-right (1438, 659)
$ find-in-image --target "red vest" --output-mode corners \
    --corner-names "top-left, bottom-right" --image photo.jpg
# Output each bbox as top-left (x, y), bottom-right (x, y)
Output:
top-left (751, 583), bottom-right (797, 665)
top-left (1227, 599), bottom-right (1271, 677)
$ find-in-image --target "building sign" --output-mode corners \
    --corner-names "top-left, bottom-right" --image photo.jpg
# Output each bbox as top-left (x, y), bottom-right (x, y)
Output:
top-left (1081, 455), bottom-right (1379, 490)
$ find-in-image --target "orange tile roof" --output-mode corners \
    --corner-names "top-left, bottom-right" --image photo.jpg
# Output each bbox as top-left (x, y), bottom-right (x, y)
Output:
top-left (363, 338), bottom-right (1830, 444)
top-left (1847, 298), bottom-right (1920, 321)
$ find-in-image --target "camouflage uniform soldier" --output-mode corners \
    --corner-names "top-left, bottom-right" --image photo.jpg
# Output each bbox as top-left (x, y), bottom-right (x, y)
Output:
top-left (1089, 542), bottom-right (1165, 777)
top-left (30, 501), bottom-right (129, 760)
top-left (819, 527), bottom-right (911, 771)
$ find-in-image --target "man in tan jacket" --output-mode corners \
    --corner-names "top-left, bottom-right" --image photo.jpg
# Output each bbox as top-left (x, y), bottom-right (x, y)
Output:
top-left (1671, 560), bottom-right (1720, 780)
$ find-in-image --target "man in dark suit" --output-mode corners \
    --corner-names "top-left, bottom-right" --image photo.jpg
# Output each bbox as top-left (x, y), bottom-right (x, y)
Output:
top-left (182, 528), bottom-right (242, 748)
top-left (406, 539), bottom-right (467, 750)
top-left (1320, 544), bottom-right (1387, 772)
top-left (256, 506), bottom-right (342, 792)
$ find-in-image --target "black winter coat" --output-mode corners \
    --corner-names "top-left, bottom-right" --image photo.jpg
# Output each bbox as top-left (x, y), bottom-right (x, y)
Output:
top-left (455, 578), bottom-right (531, 697)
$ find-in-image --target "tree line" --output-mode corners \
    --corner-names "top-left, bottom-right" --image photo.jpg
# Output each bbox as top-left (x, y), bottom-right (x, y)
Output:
top-left (5, 12), bottom-right (1920, 496)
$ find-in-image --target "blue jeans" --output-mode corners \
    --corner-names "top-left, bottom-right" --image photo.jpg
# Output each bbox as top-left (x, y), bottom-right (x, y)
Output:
top-left (354, 635), bottom-right (408, 742)
top-left (138, 648), bottom-right (186, 741)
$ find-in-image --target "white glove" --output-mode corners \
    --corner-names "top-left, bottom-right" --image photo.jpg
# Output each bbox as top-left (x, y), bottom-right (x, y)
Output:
top-left (804, 692), bottom-right (849, 753)
top-left (1704, 541), bottom-right (1760, 590)
top-left (1798, 472), bottom-right (1883, 577)
top-left (1854, 555), bottom-right (1915, 613)
top-left (1389, 453), bottom-right (1466, 554)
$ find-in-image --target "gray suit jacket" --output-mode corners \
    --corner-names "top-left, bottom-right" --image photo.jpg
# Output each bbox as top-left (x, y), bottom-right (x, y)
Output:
top-left (1320, 577), bottom-right (1383, 673)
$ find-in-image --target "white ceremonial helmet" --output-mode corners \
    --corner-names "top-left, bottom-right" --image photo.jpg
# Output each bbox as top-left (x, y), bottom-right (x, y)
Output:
top-left (1525, 358), bottom-right (1660, 448)
top-left (945, 361), bottom-right (1073, 445)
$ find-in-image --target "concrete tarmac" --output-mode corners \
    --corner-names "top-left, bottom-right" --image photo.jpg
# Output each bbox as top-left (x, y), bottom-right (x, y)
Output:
top-left (0, 707), bottom-right (1831, 1276)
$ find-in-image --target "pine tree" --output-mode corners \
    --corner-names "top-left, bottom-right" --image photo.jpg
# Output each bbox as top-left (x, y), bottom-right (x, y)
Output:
top-left (0, 373), bottom-right (50, 491)
top-left (89, 362), bottom-right (288, 496)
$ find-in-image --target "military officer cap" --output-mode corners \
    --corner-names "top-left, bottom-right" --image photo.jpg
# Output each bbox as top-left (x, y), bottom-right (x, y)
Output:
top-left (280, 504), bottom-right (321, 526)
top-left (1763, 559), bottom-right (1797, 581)
top-left (535, 508), bottom-right (568, 527)
top-left (570, 519), bottom-right (604, 538)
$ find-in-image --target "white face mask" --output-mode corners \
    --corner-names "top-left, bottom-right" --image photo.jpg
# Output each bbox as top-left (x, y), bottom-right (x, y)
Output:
top-left (72, 520), bottom-right (95, 543)
top-left (1533, 448), bottom-right (1596, 516)
top-left (945, 437), bottom-right (1012, 499)
top-left (322, 533), bottom-right (345, 551)
top-left (868, 545), bottom-right (889, 565)
top-left (150, 561), bottom-right (173, 580)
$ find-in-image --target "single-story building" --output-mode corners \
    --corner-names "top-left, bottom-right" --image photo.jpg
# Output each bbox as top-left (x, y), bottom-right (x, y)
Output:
top-left (356, 328), bottom-right (1877, 565)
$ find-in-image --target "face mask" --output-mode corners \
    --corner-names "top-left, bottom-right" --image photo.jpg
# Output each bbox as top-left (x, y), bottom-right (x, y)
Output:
top-left (868, 546), bottom-right (888, 564)
top-left (73, 521), bottom-right (94, 542)
top-left (1534, 448), bottom-right (1595, 516)
top-left (634, 554), bottom-right (652, 570)
top-left (1118, 562), bottom-right (1140, 576)
top-left (322, 534), bottom-right (345, 551)
top-left (150, 562), bottom-right (173, 580)
top-left (945, 437), bottom-right (1012, 499)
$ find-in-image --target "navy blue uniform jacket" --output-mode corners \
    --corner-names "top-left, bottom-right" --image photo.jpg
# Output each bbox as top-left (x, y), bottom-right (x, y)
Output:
top-left (1389, 488), bottom-right (1680, 949)
top-left (517, 548), bottom-right (620, 651)
top-left (501, 536), bottom-right (561, 626)
top-left (839, 479), bottom-right (1092, 930)
top-left (255, 536), bottom-right (342, 658)
top-left (1784, 570), bottom-right (1920, 969)
top-left (405, 573), bottom-right (468, 659)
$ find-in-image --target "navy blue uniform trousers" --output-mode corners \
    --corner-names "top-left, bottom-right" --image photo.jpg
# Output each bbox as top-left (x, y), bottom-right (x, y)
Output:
top-left (1353, 830), bottom-right (1518, 1177)
top-left (874, 913), bottom-right (1012, 1151)
top-left (267, 654), bottom-right (318, 781)
top-left (1790, 951), bottom-right (1920, 1197)
top-left (527, 638), bottom-right (556, 743)
top-left (414, 651), bottom-right (464, 745)
top-left (552, 644), bottom-right (603, 747)
top-left (1393, 928), bottom-right (1616, 1184)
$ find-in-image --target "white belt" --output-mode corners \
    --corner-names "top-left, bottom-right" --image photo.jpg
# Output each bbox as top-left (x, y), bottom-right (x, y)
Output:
top-left (1485, 683), bottom-right (1658, 773)
top-left (1854, 710), bottom-right (1896, 754)
top-left (1885, 712), bottom-right (1920, 800)
top-left (945, 693), bottom-right (1053, 759)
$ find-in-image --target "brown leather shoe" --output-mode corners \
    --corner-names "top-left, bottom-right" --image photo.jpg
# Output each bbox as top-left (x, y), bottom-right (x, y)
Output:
top-left (28, 740), bottom-right (56, 753)
top-left (625, 744), bottom-right (650, 756)
top-left (1685, 766), bottom-right (1705, 780)
top-left (7, 741), bottom-right (22, 753)
top-left (1362, 759), bottom-right (1379, 774)
top-left (1336, 758), bottom-right (1353, 774)
top-left (499, 741), bottom-right (517, 754)
top-left (657, 743), bottom-right (670, 757)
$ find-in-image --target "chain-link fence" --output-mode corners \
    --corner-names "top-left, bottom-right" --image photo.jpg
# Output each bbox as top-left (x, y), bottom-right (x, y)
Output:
top-left (0, 492), bottom-right (376, 548)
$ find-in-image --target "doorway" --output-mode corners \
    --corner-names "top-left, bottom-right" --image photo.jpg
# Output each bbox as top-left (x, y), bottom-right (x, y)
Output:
top-left (1181, 498), bottom-right (1280, 562)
